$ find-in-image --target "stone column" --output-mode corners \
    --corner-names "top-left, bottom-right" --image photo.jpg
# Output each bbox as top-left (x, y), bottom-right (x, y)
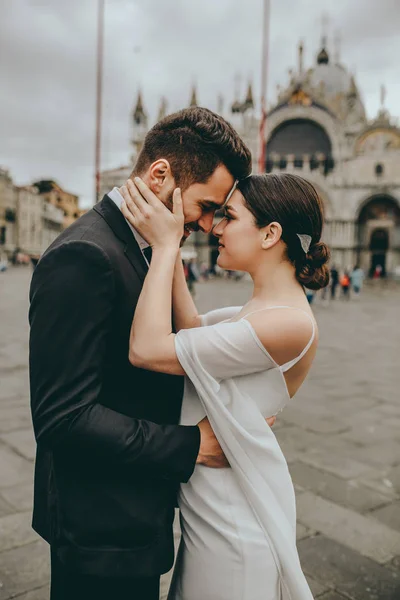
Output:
top-left (302, 154), bottom-right (311, 173)
top-left (315, 153), bottom-right (326, 175)
top-left (270, 152), bottom-right (280, 172)
top-left (286, 154), bottom-right (295, 171)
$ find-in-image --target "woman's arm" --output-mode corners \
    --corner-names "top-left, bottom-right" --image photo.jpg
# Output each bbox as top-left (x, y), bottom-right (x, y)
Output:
top-left (172, 252), bottom-right (202, 331)
top-left (129, 244), bottom-right (186, 375)
top-left (120, 179), bottom-right (186, 375)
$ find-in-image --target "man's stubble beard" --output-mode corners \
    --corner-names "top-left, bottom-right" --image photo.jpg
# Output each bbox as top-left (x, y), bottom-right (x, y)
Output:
top-left (164, 189), bottom-right (174, 212)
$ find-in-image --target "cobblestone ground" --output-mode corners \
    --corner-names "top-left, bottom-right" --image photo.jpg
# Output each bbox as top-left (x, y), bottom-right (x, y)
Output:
top-left (1, 267), bottom-right (400, 600)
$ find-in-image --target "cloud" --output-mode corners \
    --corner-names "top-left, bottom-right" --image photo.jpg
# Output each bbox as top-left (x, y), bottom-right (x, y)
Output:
top-left (1, 0), bottom-right (399, 207)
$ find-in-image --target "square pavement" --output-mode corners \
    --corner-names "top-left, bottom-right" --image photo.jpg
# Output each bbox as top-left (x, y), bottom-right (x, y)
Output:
top-left (1, 268), bottom-right (400, 599)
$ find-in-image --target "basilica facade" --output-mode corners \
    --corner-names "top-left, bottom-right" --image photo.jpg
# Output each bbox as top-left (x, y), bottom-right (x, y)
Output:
top-left (101, 40), bottom-right (400, 276)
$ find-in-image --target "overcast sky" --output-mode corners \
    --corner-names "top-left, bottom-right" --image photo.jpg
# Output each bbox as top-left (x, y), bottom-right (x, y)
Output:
top-left (1, 0), bottom-right (400, 207)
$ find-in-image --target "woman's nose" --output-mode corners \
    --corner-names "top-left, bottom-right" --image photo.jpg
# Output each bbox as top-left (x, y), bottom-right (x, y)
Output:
top-left (212, 222), bottom-right (222, 237)
top-left (212, 218), bottom-right (227, 237)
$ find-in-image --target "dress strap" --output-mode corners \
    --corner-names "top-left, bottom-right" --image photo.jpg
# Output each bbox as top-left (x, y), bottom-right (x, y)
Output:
top-left (240, 305), bottom-right (316, 373)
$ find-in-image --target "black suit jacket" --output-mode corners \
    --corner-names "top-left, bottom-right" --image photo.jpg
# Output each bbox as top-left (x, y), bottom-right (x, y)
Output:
top-left (29, 195), bottom-right (200, 578)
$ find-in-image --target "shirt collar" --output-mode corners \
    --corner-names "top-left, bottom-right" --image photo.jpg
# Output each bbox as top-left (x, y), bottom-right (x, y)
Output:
top-left (108, 187), bottom-right (150, 250)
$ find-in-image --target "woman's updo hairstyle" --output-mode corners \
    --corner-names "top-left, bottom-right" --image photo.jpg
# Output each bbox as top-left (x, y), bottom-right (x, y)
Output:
top-left (237, 173), bottom-right (330, 290)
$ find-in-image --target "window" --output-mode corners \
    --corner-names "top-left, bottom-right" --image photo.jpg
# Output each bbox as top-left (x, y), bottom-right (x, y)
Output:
top-left (5, 208), bottom-right (16, 222)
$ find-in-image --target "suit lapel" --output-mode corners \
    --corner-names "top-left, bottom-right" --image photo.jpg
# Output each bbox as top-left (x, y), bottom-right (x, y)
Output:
top-left (94, 194), bottom-right (148, 282)
top-left (123, 240), bottom-right (148, 282)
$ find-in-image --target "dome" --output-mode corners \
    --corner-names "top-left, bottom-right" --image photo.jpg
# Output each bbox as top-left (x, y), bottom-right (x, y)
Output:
top-left (309, 63), bottom-right (354, 97)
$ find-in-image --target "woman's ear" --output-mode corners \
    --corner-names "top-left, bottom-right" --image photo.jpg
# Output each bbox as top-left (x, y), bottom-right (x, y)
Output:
top-left (148, 159), bottom-right (175, 194)
top-left (261, 222), bottom-right (283, 250)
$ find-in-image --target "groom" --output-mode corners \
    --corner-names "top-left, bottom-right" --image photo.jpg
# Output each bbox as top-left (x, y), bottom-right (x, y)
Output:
top-left (30, 107), bottom-right (262, 600)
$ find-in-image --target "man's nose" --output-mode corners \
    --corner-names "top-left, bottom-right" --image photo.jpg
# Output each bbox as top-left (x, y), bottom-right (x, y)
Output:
top-left (198, 213), bottom-right (215, 234)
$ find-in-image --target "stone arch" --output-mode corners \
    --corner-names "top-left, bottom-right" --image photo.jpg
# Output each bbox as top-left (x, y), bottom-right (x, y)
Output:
top-left (265, 104), bottom-right (341, 160)
top-left (355, 193), bottom-right (400, 276)
top-left (267, 119), bottom-right (333, 172)
top-left (355, 192), bottom-right (400, 221)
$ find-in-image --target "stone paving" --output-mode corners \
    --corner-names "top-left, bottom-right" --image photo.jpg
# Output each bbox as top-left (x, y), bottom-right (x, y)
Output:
top-left (1, 267), bottom-right (400, 600)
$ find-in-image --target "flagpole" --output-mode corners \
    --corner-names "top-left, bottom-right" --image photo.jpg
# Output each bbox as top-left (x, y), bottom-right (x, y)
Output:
top-left (95, 0), bottom-right (105, 203)
top-left (258, 0), bottom-right (270, 174)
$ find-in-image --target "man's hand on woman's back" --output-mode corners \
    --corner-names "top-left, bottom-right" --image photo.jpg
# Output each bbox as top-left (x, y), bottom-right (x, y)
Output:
top-left (196, 415), bottom-right (276, 468)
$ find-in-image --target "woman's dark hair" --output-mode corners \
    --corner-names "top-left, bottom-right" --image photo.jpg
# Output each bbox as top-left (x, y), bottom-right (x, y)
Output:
top-left (133, 107), bottom-right (252, 188)
top-left (237, 173), bottom-right (330, 290)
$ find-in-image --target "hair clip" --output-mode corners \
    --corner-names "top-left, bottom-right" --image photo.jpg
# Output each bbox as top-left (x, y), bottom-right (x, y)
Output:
top-left (297, 234), bottom-right (312, 253)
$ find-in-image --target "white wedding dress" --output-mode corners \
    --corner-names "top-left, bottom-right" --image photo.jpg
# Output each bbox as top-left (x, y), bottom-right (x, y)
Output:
top-left (168, 306), bottom-right (315, 600)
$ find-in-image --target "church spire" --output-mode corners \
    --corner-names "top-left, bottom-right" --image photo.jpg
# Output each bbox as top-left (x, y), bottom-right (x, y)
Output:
top-left (298, 40), bottom-right (304, 74)
top-left (380, 84), bottom-right (386, 110)
top-left (317, 13), bottom-right (330, 65)
top-left (157, 96), bottom-right (168, 121)
top-left (317, 38), bottom-right (329, 65)
top-left (132, 90), bottom-right (148, 155)
top-left (244, 82), bottom-right (254, 110)
top-left (217, 94), bottom-right (224, 115)
top-left (349, 75), bottom-right (357, 97)
top-left (189, 84), bottom-right (198, 107)
top-left (133, 90), bottom-right (147, 125)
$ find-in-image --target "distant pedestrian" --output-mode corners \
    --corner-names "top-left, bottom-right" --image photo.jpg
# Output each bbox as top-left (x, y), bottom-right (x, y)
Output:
top-left (30, 255), bottom-right (40, 270)
top-left (340, 271), bottom-right (351, 300)
top-left (187, 259), bottom-right (200, 294)
top-left (200, 262), bottom-right (209, 280)
top-left (351, 265), bottom-right (364, 298)
top-left (305, 289), bottom-right (315, 304)
top-left (373, 264), bottom-right (383, 280)
top-left (330, 265), bottom-right (339, 299)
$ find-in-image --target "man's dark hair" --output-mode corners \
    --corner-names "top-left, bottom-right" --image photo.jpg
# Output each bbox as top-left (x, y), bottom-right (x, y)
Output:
top-left (132, 107), bottom-right (252, 188)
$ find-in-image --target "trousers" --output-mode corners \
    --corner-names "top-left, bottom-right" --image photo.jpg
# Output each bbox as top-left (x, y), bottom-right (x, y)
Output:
top-left (50, 549), bottom-right (160, 600)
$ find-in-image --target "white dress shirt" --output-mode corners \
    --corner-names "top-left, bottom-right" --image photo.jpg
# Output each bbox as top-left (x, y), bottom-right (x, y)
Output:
top-left (108, 187), bottom-right (150, 265)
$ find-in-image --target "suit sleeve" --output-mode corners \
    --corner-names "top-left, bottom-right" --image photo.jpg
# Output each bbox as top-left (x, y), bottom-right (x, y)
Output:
top-left (29, 240), bottom-right (200, 483)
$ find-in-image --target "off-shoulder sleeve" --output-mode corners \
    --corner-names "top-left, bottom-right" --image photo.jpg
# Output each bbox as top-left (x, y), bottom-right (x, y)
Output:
top-left (200, 306), bottom-right (241, 327)
top-left (175, 320), bottom-right (274, 385)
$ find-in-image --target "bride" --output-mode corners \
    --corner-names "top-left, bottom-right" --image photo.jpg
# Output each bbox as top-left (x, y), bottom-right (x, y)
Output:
top-left (119, 173), bottom-right (330, 600)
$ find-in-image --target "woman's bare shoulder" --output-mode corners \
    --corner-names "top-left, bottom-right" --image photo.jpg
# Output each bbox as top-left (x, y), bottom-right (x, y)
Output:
top-left (244, 307), bottom-right (317, 367)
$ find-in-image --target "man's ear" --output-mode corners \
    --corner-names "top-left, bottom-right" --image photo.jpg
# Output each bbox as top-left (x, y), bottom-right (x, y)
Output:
top-left (148, 159), bottom-right (175, 194)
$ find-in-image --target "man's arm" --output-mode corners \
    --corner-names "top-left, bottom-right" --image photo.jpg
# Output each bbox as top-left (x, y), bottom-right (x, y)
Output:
top-left (29, 240), bottom-right (200, 482)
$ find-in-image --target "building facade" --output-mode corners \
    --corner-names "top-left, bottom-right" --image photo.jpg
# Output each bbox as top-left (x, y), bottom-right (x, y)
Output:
top-left (14, 185), bottom-right (64, 256)
top-left (34, 180), bottom-right (80, 230)
top-left (261, 41), bottom-right (400, 276)
top-left (101, 41), bottom-right (400, 275)
top-left (0, 169), bottom-right (17, 256)
top-left (0, 172), bottom-right (72, 259)
top-left (41, 199), bottom-right (64, 252)
top-left (15, 185), bottom-right (43, 256)
top-left (99, 165), bottom-right (132, 200)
